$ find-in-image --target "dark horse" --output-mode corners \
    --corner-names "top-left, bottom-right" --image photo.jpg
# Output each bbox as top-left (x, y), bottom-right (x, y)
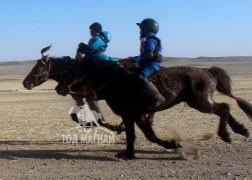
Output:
top-left (22, 46), bottom-right (124, 133)
top-left (23, 46), bottom-right (252, 159)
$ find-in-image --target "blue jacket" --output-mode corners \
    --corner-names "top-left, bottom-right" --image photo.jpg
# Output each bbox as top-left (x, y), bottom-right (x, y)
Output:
top-left (88, 34), bottom-right (107, 53)
top-left (82, 34), bottom-right (118, 63)
top-left (131, 32), bottom-right (162, 78)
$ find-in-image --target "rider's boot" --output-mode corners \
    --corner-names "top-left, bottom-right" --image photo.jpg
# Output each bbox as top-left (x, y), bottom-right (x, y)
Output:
top-left (142, 81), bottom-right (166, 110)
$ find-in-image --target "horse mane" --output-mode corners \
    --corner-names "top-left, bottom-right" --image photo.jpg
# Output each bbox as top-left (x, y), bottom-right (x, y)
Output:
top-left (79, 58), bottom-right (139, 99)
top-left (82, 58), bottom-right (126, 80)
top-left (84, 57), bottom-right (119, 70)
top-left (50, 56), bottom-right (74, 68)
top-left (40, 45), bottom-right (74, 65)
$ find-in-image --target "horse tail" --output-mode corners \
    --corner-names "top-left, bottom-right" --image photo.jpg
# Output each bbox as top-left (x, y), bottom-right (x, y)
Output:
top-left (208, 67), bottom-right (232, 95)
top-left (208, 66), bottom-right (252, 122)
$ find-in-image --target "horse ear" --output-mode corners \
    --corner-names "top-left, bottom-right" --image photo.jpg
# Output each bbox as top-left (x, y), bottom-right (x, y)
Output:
top-left (41, 55), bottom-right (50, 63)
top-left (45, 55), bottom-right (50, 62)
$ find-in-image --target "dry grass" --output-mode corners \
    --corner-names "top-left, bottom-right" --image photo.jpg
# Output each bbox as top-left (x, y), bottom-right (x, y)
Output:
top-left (0, 58), bottom-right (251, 179)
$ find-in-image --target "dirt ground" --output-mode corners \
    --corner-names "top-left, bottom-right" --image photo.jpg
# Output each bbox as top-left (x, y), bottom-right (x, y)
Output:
top-left (0, 58), bottom-right (252, 179)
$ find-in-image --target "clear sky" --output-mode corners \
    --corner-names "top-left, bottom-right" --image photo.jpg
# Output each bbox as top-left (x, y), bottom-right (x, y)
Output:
top-left (0, 0), bottom-right (251, 61)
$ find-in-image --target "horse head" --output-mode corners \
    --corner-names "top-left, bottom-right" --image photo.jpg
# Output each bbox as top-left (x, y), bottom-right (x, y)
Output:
top-left (23, 45), bottom-right (73, 90)
top-left (23, 45), bottom-right (52, 90)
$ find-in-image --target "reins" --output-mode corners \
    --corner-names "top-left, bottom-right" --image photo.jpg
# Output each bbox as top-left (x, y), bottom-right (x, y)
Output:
top-left (68, 65), bottom-right (115, 98)
top-left (68, 78), bottom-right (114, 95)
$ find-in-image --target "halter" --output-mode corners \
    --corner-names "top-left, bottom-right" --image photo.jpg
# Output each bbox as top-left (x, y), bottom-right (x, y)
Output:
top-left (30, 57), bottom-right (68, 84)
top-left (30, 57), bottom-right (51, 83)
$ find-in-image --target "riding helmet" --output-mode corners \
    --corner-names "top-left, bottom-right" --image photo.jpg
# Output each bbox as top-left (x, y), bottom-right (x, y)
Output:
top-left (136, 18), bottom-right (159, 33)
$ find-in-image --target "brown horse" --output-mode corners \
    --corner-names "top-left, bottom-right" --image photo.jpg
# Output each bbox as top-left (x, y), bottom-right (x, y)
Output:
top-left (23, 46), bottom-right (252, 159)
top-left (22, 46), bottom-right (124, 133)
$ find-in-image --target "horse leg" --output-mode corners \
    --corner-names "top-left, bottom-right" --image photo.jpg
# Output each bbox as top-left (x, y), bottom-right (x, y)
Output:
top-left (73, 95), bottom-right (84, 106)
top-left (145, 113), bottom-right (155, 125)
top-left (213, 102), bottom-right (232, 143)
top-left (213, 102), bottom-right (249, 142)
top-left (135, 114), bottom-right (182, 150)
top-left (97, 119), bottom-right (125, 134)
top-left (116, 115), bottom-right (136, 159)
top-left (87, 99), bottom-right (125, 134)
top-left (187, 95), bottom-right (232, 143)
top-left (227, 114), bottom-right (249, 138)
top-left (69, 96), bottom-right (125, 133)
top-left (146, 92), bottom-right (178, 125)
top-left (68, 94), bottom-right (84, 123)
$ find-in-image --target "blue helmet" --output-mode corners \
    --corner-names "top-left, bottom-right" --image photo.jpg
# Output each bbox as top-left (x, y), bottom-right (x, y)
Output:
top-left (101, 31), bottom-right (112, 43)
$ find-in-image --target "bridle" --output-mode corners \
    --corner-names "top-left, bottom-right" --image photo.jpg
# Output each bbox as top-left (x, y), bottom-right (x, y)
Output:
top-left (28, 56), bottom-right (51, 85)
top-left (27, 45), bottom-right (116, 98)
top-left (29, 56), bottom-right (68, 85)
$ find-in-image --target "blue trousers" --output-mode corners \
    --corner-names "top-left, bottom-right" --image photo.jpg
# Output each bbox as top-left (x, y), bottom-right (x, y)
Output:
top-left (138, 64), bottom-right (159, 86)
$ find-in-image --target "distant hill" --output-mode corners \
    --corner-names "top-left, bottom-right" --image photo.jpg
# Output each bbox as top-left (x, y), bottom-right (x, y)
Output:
top-left (162, 56), bottom-right (252, 62)
top-left (0, 60), bottom-right (36, 66)
top-left (0, 56), bottom-right (251, 79)
top-left (1, 56), bottom-right (252, 66)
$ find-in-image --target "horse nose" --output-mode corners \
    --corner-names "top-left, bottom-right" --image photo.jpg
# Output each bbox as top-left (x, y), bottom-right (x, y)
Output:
top-left (23, 80), bottom-right (32, 90)
top-left (22, 80), bottom-right (28, 88)
top-left (22, 80), bottom-right (27, 87)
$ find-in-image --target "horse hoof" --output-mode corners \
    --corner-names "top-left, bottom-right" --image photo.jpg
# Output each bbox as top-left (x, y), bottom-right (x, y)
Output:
top-left (243, 129), bottom-right (249, 138)
top-left (222, 136), bottom-right (232, 144)
top-left (117, 123), bottom-right (125, 135)
top-left (219, 132), bottom-right (232, 144)
top-left (244, 138), bottom-right (251, 142)
top-left (171, 140), bottom-right (183, 149)
top-left (115, 152), bottom-right (136, 160)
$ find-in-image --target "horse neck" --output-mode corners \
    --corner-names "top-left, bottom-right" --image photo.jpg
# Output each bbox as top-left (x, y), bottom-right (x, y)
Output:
top-left (49, 57), bottom-right (74, 83)
top-left (83, 59), bottom-right (117, 90)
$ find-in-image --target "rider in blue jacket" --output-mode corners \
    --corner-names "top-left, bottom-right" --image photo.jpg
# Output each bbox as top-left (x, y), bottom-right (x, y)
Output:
top-left (129, 18), bottom-right (165, 110)
top-left (67, 22), bottom-right (119, 128)
top-left (76, 22), bottom-right (118, 62)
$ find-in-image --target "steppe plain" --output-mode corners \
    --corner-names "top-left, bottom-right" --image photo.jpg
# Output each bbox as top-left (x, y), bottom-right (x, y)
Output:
top-left (0, 57), bottom-right (252, 179)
